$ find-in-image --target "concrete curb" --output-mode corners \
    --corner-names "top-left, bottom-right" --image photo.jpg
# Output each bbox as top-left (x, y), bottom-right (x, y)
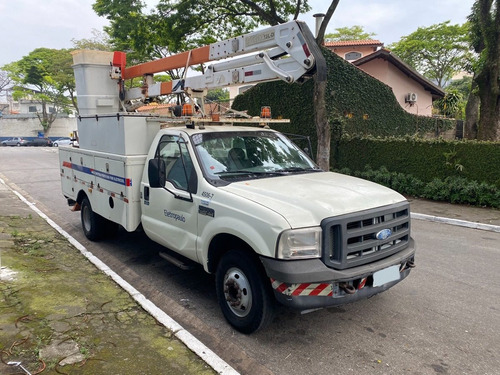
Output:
top-left (0, 177), bottom-right (239, 375)
top-left (411, 212), bottom-right (500, 233)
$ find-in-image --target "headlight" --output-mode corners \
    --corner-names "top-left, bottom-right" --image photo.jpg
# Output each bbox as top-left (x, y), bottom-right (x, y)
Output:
top-left (277, 227), bottom-right (322, 259)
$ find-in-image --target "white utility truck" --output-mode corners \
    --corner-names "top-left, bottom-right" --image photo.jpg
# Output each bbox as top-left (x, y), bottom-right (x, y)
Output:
top-left (60, 20), bottom-right (415, 333)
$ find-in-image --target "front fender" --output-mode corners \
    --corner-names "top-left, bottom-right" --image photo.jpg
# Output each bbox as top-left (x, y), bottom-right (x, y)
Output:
top-left (197, 208), bottom-right (289, 272)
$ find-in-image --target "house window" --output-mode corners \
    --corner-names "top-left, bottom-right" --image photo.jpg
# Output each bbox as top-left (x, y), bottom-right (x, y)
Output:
top-left (345, 51), bottom-right (362, 61)
top-left (28, 106), bottom-right (37, 112)
top-left (49, 107), bottom-right (56, 113)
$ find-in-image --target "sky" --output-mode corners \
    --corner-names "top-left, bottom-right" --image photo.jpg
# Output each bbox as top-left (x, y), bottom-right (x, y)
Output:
top-left (0, 0), bottom-right (475, 68)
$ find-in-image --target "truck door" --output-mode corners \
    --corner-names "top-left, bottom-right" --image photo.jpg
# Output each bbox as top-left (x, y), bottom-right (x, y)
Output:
top-left (141, 133), bottom-right (199, 262)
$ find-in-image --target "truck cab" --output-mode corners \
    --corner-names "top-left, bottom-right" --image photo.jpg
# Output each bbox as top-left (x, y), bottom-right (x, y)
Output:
top-left (140, 125), bottom-right (415, 333)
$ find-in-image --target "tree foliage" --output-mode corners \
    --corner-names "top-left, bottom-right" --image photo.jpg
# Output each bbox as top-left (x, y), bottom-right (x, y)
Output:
top-left (434, 88), bottom-right (463, 118)
top-left (93, 0), bottom-right (311, 62)
top-left (443, 76), bottom-right (473, 120)
top-left (325, 25), bottom-right (376, 41)
top-left (389, 21), bottom-right (473, 87)
top-left (206, 88), bottom-right (229, 102)
top-left (467, 0), bottom-right (500, 141)
top-left (0, 70), bottom-right (11, 114)
top-left (71, 29), bottom-right (113, 51)
top-left (447, 75), bottom-right (473, 98)
top-left (0, 70), bottom-right (11, 97)
top-left (2, 48), bottom-right (75, 133)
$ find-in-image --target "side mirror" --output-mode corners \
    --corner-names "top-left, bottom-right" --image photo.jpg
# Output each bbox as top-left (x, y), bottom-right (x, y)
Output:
top-left (148, 158), bottom-right (166, 188)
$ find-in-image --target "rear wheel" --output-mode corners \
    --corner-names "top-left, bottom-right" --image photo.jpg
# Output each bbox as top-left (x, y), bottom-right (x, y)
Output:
top-left (216, 250), bottom-right (275, 334)
top-left (81, 197), bottom-right (105, 241)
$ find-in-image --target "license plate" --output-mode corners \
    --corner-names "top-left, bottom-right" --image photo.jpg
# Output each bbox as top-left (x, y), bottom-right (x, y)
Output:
top-left (373, 265), bottom-right (400, 287)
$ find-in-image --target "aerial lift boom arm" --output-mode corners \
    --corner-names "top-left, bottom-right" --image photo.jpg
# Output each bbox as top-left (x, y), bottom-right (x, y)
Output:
top-left (110, 20), bottom-right (326, 102)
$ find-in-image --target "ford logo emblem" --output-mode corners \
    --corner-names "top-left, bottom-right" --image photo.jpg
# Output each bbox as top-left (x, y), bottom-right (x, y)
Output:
top-left (376, 229), bottom-right (392, 240)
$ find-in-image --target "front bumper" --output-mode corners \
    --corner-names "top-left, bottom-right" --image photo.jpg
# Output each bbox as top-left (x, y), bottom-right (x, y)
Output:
top-left (260, 238), bottom-right (416, 310)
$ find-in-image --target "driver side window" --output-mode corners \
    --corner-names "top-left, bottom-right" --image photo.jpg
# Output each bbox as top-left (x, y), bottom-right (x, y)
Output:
top-left (158, 135), bottom-right (195, 191)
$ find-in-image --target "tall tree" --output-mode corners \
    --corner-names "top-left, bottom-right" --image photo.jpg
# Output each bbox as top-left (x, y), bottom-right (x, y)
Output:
top-left (325, 25), bottom-right (376, 41)
top-left (2, 48), bottom-right (75, 133)
top-left (389, 21), bottom-right (472, 87)
top-left (468, 0), bottom-right (500, 141)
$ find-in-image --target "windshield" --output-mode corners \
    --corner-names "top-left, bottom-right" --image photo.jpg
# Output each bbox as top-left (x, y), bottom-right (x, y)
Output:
top-left (191, 130), bottom-right (319, 182)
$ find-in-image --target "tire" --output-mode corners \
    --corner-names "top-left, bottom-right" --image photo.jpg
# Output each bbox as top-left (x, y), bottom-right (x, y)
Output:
top-left (216, 250), bottom-right (275, 334)
top-left (16, 143), bottom-right (20, 147)
top-left (80, 197), bottom-right (105, 241)
top-left (54, 143), bottom-right (58, 147)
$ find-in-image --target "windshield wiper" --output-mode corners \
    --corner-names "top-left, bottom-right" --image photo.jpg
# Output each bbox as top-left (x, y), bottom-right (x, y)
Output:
top-left (215, 170), bottom-right (283, 176)
top-left (274, 167), bottom-right (322, 173)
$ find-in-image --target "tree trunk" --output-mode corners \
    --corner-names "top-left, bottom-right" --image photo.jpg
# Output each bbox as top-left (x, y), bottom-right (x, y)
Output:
top-left (464, 78), bottom-right (479, 139)
top-left (476, 69), bottom-right (500, 141)
top-left (314, 78), bottom-right (330, 170)
top-left (311, 0), bottom-right (339, 171)
top-left (477, 86), bottom-right (500, 140)
top-left (466, 0), bottom-right (500, 141)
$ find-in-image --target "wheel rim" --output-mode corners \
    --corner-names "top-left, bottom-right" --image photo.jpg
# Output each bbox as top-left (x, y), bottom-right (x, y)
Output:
top-left (82, 204), bottom-right (92, 232)
top-left (223, 267), bottom-right (252, 318)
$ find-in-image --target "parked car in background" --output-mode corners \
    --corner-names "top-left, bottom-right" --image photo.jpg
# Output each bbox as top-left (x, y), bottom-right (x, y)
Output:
top-left (27, 138), bottom-right (53, 147)
top-left (53, 137), bottom-right (73, 147)
top-left (1, 137), bottom-right (29, 146)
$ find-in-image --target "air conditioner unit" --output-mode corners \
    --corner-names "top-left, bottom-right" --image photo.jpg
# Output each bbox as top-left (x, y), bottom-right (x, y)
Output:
top-left (405, 92), bottom-right (418, 103)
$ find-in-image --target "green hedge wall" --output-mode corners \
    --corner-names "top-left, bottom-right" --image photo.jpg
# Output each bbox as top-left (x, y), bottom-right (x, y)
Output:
top-left (335, 136), bottom-right (500, 188)
top-left (231, 48), bottom-right (500, 198)
top-left (336, 165), bottom-right (500, 208)
top-left (232, 48), bottom-right (455, 144)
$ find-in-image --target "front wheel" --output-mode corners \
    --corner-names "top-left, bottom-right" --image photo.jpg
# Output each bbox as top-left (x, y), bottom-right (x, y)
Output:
top-left (216, 250), bottom-right (275, 334)
top-left (81, 197), bottom-right (105, 241)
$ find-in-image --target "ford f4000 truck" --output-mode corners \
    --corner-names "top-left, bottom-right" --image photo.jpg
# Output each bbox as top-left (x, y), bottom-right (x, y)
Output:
top-left (60, 20), bottom-right (415, 333)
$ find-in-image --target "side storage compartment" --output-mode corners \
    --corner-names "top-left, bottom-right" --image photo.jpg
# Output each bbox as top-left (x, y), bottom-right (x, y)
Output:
top-left (59, 147), bottom-right (78, 201)
top-left (59, 147), bottom-right (146, 232)
top-left (92, 153), bottom-right (146, 231)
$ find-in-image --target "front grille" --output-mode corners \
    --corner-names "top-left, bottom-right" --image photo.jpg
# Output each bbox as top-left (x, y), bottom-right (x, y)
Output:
top-left (322, 202), bottom-right (410, 270)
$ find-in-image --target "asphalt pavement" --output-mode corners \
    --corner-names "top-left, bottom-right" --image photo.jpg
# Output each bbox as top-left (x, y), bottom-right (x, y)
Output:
top-left (1, 177), bottom-right (499, 374)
